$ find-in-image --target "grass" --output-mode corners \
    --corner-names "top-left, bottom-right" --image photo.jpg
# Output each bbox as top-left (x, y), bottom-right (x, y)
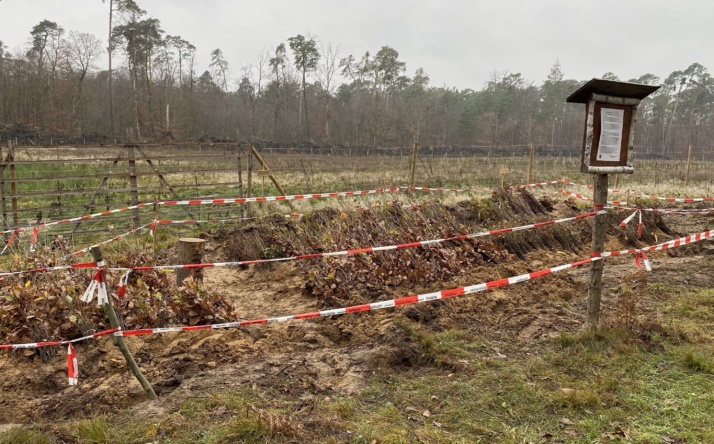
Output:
top-left (3, 285), bottom-right (712, 443)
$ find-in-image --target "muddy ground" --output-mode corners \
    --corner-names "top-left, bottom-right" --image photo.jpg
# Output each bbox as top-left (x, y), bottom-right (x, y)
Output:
top-left (0, 191), bottom-right (712, 426)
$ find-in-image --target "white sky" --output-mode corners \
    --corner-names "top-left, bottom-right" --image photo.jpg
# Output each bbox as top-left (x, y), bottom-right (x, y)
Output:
top-left (1, 0), bottom-right (712, 89)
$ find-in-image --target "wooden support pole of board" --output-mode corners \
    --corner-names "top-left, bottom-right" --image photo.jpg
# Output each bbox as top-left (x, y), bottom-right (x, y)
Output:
top-left (587, 173), bottom-right (608, 326)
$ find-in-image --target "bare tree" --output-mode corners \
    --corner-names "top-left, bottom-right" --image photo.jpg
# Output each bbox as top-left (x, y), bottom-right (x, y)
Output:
top-left (316, 43), bottom-right (339, 143)
top-left (64, 31), bottom-right (102, 135)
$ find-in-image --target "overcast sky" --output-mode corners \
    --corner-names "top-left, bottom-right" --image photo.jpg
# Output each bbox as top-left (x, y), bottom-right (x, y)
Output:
top-left (1, 0), bottom-right (712, 90)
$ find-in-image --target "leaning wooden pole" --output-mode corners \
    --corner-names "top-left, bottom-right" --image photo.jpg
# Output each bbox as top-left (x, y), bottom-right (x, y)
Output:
top-left (587, 174), bottom-right (608, 326)
top-left (90, 247), bottom-right (158, 400)
top-left (250, 145), bottom-right (296, 212)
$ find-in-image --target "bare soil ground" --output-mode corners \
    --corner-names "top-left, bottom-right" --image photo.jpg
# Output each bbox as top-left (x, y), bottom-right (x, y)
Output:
top-left (0, 194), bottom-right (712, 433)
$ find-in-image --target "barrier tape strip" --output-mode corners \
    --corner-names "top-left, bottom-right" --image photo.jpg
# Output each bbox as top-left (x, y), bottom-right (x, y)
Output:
top-left (637, 211), bottom-right (644, 238)
top-left (0, 257), bottom-right (601, 352)
top-left (619, 211), bottom-right (638, 227)
top-left (631, 192), bottom-right (714, 203)
top-left (5, 226), bottom-right (712, 352)
top-left (3, 226), bottom-right (713, 385)
top-left (560, 180), bottom-right (714, 202)
top-left (157, 187), bottom-right (401, 207)
top-left (592, 229), bottom-right (714, 259)
top-left (67, 344), bottom-right (78, 386)
top-left (0, 328), bottom-right (119, 350)
top-left (156, 214), bottom-right (302, 225)
top-left (0, 211), bottom-right (603, 277)
top-left (563, 180), bottom-right (625, 194)
top-left (106, 211), bottom-right (604, 273)
top-left (0, 262), bottom-right (98, 278)
top-left (401, 186), bottom-right (472, 193)
top-left (64, 223), bottom-right (153, 259)
top-left (1, 187), bottom-right (402, 236)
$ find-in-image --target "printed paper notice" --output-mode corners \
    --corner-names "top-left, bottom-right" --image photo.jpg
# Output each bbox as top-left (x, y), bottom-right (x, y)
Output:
top-left (597, 108), bottom-right (624, 162)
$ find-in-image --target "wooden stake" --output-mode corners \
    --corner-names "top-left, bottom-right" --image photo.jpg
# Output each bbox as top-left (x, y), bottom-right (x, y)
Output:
top-left (409, 142), bottom-right (418, 187)
top-left (614, 174), bottom-right (620, 190)
top-left (0, 145), bottom-right (7, 242)
top-left (8, 141), bottom-right (18, 227)
top-left (250, 145), bottom-right (296, 212)
top-left (126, 138), bottom-right (141, 227)
top-left (587, 174), bottom-right (609, 327)
top-left (236, 145), bottom-right (243, 218)
top-left (246, 145), bottom-right (253, 198)
top-left (90, 247), bottom-right (157, 400)
top-left (527, 143), bottom-right (535, 184)
top-left (685, 144), bottom-right (693, 186)
top-left (152, 204), bottom-right (159, 260)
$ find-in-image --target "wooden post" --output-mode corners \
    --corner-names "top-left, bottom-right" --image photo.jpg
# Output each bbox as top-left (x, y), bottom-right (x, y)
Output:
top-left (409, 142), bottom-right (418, 187)
top-left (527, 143), bottom-right (535, 184)
top-left (176, 238), bottom-right (206, 286)
top-left (8, 141), bottom-right (18, 227)
top-left (499, 165), bottom-right (509, 188)
top-left (246, 145), bottom-right (253, 198)
top-left (236, 145), bottom-right (243, 218)
top-left (90, 247), bottom-right (158, 400)
top-left (152, 205), bottom-right (159, 259)
top-left (127, 145), bottom-right (141, 227)
top-left (0, 145), bottom-right (7, 243)
top-left (588, 174), bottom-right (609, 326)
top-left (261, 174), bottom-right (266, 218)
top-left (685, 144), bottom-right (693, 186)
top-left (250, 145), bottom-right (296, 211)
top-left (614, 173), bottom-right (620, 190)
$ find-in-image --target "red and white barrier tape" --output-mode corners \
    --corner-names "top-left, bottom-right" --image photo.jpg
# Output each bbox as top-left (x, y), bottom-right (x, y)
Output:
top-left (0, 261), bottom-right (98, 278)
top-left (67, 344), bottom-right (78, 386)
top-left (106, 211), bottom-right (603, 274)
top-left (561, 180), bottom-right (714, 203)
top-left (157, 187), bottom-right (401, 207)
top-left (619, 211), bottom-right (638, 227)
top-left (2, 203), bottom-right (153, 236)
top-left (155, 214), bottom-right (302, 226)
top-left (1, 257), bottom-right (601, 353)
top-left (1, 187), bottom-right (402, 237)
top-left (63, 223), bottom-right (153, 259)
top-left (592, 229), bottom-right (714, 260)
top-left (637, 211), bottom-right (644, 238)
top-left (563, 180), bottom-right (625, 194)
top-left (0, 328), bottom-right (119, 350)
top-left (559, 189), bottom-right (631, 207)
top-left (515, 179), bottom-right (569, 189)
top-left (80, 261), bottom-right (108, 306)
top-left (3, 226), bottom-right (713, 384)
top-left (0, 211), bottom-right (602, 278)
top-left (631, 192), bottom-right (714, 203)
top-left (6, 227), bottom-right (711, 354)
top-left (401, 185), bottom-right (472, 193)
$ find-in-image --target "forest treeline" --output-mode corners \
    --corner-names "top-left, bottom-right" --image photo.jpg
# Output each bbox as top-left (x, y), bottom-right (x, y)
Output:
top-left (0, 0), bottom-right (712, 157)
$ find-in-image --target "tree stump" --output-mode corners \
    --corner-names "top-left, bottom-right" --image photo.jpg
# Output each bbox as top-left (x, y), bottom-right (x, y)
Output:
top-left (177, 237), bottom-right (206, 286)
